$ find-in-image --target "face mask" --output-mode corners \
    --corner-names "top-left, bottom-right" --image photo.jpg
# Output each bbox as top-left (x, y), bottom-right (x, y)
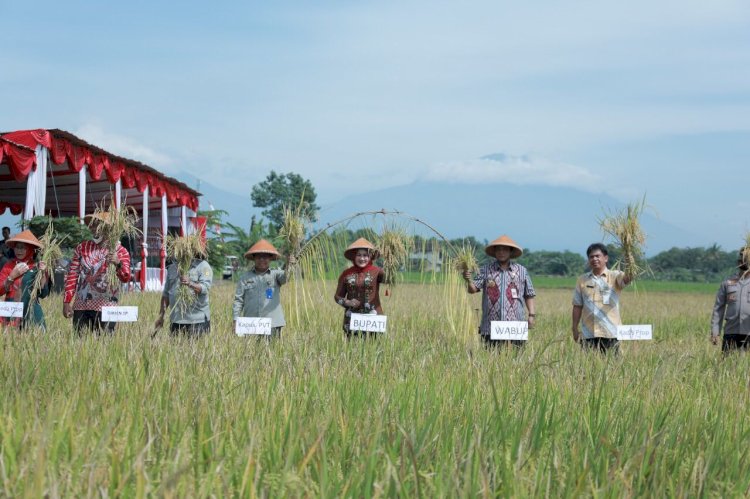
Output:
top-left (93, 235), bottom-right (104, 244)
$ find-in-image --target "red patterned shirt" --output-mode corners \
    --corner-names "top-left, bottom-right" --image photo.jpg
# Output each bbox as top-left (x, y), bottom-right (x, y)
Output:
top-left (63, 240), bottom-right (131, 311)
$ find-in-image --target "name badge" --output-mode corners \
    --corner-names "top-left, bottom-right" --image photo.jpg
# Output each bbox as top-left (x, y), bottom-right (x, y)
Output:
top-left (101, 306), bottom-right (139, 322)
top-left (616, 324), bottom-right (652, 340)
top-left (0, 301), bottom-right (24, 318)
top-left (510, 288), bottom-right (519, 299)
top-left (349, 313), bottom-right (388, 333)
top-left (236, 317), bottom-right (273, 336)
top-left (490, 321), bottom-right (528, 341)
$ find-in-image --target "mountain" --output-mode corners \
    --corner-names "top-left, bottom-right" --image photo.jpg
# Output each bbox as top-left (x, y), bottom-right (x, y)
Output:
top-left (176, 172), bottom-right (262, 232)
top-left (316, 181), bottom-right (701, 254)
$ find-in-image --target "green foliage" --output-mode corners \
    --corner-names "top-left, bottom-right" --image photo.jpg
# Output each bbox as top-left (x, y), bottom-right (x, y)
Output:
top-left (23, 216), bottom-right (92, 250)
top-left (250, 171), bottom-right (319, 230)
top-left (197, 208), bottom-right (229, 270)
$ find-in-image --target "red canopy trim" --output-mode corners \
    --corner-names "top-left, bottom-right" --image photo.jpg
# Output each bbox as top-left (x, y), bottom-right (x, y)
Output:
top-left (0, 129), bottom-right (200, 210)
top-left (0, 138), bottom-right (37, 182)
top-left (0, 201), bottom-right (24, 216)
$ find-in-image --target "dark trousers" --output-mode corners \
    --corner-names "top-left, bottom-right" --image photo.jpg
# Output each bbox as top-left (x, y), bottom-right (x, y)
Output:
top-left (480, 335), bottom-right (525, 349)
top-left (581, 337), bottom-right (620, 354)
top-left (345, 330), bottom-right (379, 340)
top-left (170, 321), bottom-right (210, 337)
top-left (722, 334), bottom-right (750, 353)
top-left (73, 310), bottom-right (116, 335)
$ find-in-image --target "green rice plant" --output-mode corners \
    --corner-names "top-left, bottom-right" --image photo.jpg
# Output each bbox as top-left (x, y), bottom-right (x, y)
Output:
top-left (600, 195), bottom-right (649, 280)
top-left (742, 232), bottom-right (750, 277)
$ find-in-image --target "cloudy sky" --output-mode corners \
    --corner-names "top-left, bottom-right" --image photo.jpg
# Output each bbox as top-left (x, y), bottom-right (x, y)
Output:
top-left (1, 0), bottom-right (748, 247)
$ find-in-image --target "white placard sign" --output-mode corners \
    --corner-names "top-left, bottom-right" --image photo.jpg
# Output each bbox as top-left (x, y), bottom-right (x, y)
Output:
top-left (617, 324), bottom-right (653, 341)
top-left (349, 313), bottom-right (388, 333)
top-left (0, 301), bottom-right (24, 318)
top-left (490, 321), bottom-right (529, 341)
top-left (236, 317), bottom-right (273, 336)
top-left (101, 306), bottom-right (139, 322)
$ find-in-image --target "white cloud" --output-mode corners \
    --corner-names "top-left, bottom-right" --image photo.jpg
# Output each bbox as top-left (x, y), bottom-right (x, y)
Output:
top-left (74, 124), bottom-right (174, 170)
top-left (422, 153), bottom-right (602, 193)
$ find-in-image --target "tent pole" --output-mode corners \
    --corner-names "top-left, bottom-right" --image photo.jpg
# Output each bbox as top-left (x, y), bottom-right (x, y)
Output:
top-left (141, 186), bottom-right (149, 291)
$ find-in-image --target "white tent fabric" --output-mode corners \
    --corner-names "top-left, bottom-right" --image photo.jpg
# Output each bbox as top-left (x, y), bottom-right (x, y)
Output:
top-left (23, 145), bottom-right (48, 219)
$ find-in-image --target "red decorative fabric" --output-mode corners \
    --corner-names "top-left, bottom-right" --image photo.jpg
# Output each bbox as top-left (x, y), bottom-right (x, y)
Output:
top-left (106, 161), bottom-right (125, 183)
top-left (2, 129), bottom-right (51, 149)
top-left (0, 202), bottom-right (24, 215)
top-left (0, 140), bottom-right (37, 181)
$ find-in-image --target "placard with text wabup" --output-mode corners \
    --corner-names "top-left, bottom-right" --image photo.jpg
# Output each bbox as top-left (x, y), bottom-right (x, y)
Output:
top-left (616, 324), bottom-right (653, 340)
top-left (490, 321), bottom-right (529, 341)
top-left (236, 317), bottom-right (273, 336)
top-left (349, 313), bottom-right (388, 333)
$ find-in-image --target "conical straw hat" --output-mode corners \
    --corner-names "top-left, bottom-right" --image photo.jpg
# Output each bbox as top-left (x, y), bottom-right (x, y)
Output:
top-left (6, 230), bottom-right (43, 249)
top-left (344, 237), bottom-right (379, 262)
top-left (485, 234), bottom-right (523, 259)
top-left (244, 239), bottom-right (280, 259)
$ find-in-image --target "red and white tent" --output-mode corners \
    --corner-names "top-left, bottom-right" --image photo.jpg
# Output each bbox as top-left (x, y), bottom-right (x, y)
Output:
top-left (0, 128), bottom-right (202, 291)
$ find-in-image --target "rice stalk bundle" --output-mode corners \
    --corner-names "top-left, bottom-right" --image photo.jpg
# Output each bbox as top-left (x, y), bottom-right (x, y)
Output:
top-left (741, 232), bottom-right (750, 277)
top-left (91, 201), bottom-right (141, 288)
top-left (378, 227), bottom-right (413, 291)
top-left (599, 196), bottom-right (648, 280)
top-left (451, 243), bottom-right (478, 277)
top-left (166, 231), bottom-right (206, 313)
top-left (279, 201), bottom-right (307, 279)
top-left (31, 219), bottom-right (65, 300)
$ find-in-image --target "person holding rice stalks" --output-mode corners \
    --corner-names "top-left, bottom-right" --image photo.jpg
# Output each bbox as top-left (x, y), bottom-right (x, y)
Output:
top-left (334, 238), bottom-right (385, 339)
top-left (462, 235), bottom-right (536, 348)
top-left (572, 243), bottom-right (633, 354)
top-left (710, 246), bottom-right (750, 353)
top-left (0, 230), bottom-right (51, 331)
top-left (155, 234), bottom-right (212, 337)
top-left (63, 213), bottom-right (131, 334)
top-left (233, 239), bottom-right (296, 339)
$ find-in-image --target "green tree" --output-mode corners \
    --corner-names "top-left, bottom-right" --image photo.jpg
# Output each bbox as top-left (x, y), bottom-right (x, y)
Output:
top-left (250, 171), bottom-right (319, 230)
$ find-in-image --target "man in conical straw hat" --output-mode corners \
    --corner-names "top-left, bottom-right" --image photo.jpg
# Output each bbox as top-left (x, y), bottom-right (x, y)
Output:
top-left (0, 230), bottom-right (51, 330)
top-left (63, 212), bottom-right (131, 334)
top-left (710, 246), bottom-right (750, 353)
top-left (463, 234), bottom-right (536, 348)
top-left (334, 237), bottom-right (385, 338)
top-left (233, 239), bottom-right (296, 338)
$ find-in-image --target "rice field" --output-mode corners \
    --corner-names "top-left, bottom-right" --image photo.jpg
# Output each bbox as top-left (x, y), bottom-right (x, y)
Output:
top-left (1, 277), bottom-right (747, 497)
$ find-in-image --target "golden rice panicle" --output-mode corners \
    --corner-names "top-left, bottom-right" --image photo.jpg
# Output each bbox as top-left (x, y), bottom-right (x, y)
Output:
top-left (378, 226), bottom-right (413, 288)
top-left (452, 243), bottom-right (478, 276)
top-left (741, 232), bottom-right (750, 276)
top-left (92, 199), bottom-right (142, 288)
top-left (599, 196), bottom-right (648, 280)
top-left (31, 218), bottom-right (65, 300)
top-left (166, 231), bottom-right (206, 313)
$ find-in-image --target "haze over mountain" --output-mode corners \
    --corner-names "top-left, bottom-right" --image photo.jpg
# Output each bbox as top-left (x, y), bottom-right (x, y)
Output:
top-left (183, 160), bottom-right (702, 256)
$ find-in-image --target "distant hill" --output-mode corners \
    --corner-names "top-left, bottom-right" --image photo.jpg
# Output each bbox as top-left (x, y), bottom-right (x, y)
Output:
top-left (316, 181), bottom-right (701, 254)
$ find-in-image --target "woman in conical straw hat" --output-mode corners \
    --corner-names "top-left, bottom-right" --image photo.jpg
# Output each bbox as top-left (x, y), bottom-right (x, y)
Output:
top-left (462, 234), bottom-right (536, 348)
top-left (334, 237), bottom-right (385, 338)
top-left (232, 239), bottom-right (295, 339)
top-left (0, 230), bottom-right (51, 330)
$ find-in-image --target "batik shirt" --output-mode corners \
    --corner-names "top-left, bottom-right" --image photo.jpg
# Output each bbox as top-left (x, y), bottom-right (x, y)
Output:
top-left (63, 241), bottom-right (131, 311)
top-left (472, 261), bottom-right (536, 335)
top-left (572, 269), bottom-right (627, 339)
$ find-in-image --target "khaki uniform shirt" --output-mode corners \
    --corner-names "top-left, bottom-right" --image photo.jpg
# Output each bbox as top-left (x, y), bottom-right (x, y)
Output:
top-left (573, 269), bottom-right (628, 339)
top-left (233, 268), bottom-right (287, 327)
top-left (711, 273), bottom-right (750, 336)
top-left (163, 259), bottom-right (212, 324)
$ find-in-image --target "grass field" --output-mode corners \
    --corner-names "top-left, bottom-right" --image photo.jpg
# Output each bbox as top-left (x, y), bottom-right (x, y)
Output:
top-left (2, 277), bottom-right (746, 497)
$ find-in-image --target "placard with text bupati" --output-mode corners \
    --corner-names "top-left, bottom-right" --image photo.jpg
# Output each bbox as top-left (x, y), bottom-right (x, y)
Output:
top-left (349, 313), bottom-right (388, 333)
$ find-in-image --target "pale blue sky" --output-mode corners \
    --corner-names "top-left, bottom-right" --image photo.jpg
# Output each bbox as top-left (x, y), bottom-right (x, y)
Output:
top-left (1, 0), bottom-right (748, 248)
